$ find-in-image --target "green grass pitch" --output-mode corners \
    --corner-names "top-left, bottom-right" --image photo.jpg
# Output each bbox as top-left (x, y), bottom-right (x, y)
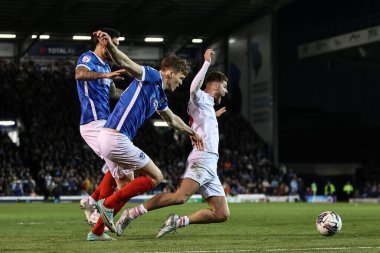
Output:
top-left (0, 202), bottom-right (379, 252)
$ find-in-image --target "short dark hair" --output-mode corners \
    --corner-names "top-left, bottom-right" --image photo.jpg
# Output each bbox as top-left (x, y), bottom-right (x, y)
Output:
top-left (205, 71), bottom-right (228, 84)
top-left (92, 28), bottom-right (120, 46)
top-left (159, 54), bottom-right (189, 76)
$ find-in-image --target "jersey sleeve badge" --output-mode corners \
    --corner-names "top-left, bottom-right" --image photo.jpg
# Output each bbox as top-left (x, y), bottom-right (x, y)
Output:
top-left (82, 55), bottom-right (91, 63)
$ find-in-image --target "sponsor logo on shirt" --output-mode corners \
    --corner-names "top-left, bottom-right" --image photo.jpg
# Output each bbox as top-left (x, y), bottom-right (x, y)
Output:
top-left (102, 78), bottom-right (112, 87)
top-left (139, 152), bottom-right (146, 159)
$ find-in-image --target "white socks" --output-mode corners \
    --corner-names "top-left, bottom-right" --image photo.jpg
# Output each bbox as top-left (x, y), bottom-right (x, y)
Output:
top-left (88, 196), bottom-right (97, 207)
top-left (127, 204), bottom-right (189, 229)
top-left (128, 204), bottom-right (148, 219)
top-left (176, 216), bottom-right (189, 228)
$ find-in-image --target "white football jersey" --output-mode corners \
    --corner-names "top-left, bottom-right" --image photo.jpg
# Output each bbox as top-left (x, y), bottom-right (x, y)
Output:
top-left (188, 89), bottom-right (219, 155)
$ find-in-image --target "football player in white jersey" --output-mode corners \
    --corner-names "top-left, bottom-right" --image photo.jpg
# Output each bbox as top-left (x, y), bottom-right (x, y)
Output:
top-left (87, 30), bottom-right (203, 241)
top-left (115, 49), bottom-right (230, 238)
top-left (75, 28), bottom-right (131, 228)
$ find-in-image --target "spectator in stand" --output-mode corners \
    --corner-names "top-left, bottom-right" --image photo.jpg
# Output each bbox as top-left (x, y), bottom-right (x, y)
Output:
top-left (324, 181), bottom-right (336, 196)
top-left (276, 182), bottom-right (288, 196)
top-left (289, 175), bottom-right (298, 195)
top-left (311, 182), bottom-right (318, 196)
top-left (343, 181), bottom-right (354, 201)
top-left (12, 180), bottom-right (24, 196)
top-left (0, 58), bottom-right (297, 200)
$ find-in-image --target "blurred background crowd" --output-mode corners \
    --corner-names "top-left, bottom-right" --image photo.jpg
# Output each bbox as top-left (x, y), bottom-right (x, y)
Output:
top-left (0, 60), bottom-right (378, 201)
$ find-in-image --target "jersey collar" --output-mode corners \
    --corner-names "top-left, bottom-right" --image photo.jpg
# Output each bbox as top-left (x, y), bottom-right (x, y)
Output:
top-left (206, 92), bottom-right (215, 104)
top-left (90, 51), bottom-right (107, 65)
top-left (159, 73), bottom-right (166, 90)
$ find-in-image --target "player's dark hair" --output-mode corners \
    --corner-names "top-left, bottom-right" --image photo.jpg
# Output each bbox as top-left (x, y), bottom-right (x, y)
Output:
top-left (92, 28), bottom-right (120, 47)
top-left (159, 54), bottom-right (189, 76)
top-left (205, 71), bottom-right (228, 84)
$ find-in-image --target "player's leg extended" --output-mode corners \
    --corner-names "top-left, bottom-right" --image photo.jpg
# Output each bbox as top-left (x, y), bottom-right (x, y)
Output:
top-left (105, 159), bottom-right (163, 207)
top-left (187, 178), bottom-right (230, 224)
top-left (145, 178), bottom-right (199, 211)
top-left (156, 196), bottom-right (230, 239)
top-left (99, 159), bottom-right (162, 232)
top-left (188, 195), bottom-right (230, 224)
top-left (116, 178), bottom-right (200, 236)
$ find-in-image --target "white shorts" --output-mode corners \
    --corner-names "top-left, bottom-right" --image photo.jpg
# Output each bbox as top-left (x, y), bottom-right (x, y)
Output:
top-left (80, 120), bottom-right (106, 157)
top-left (183, 150), bottom-right (225, 199)
top-left (80, 120), bottom-right (109, 174)
top-left (98, 129), bottom-right (150, 179)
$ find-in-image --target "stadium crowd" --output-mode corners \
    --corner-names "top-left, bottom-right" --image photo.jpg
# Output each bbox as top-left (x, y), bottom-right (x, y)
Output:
top-left (1, 59), bottom-right (373, 200)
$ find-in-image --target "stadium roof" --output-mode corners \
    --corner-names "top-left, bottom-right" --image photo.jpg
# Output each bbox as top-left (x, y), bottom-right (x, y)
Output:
top-left (0, 0), bottom-right (287, 52)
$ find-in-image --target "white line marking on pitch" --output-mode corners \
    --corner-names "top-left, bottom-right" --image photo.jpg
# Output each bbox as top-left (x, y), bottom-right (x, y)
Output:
top-left (110, 246), bottom-right (380, 253)
top-left (17, 221), bottom-right (82, 225)
top-left (265, 246), bottom-right (380, 252)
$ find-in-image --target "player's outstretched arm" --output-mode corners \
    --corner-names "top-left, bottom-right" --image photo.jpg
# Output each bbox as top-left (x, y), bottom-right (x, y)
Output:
top-left (157, 109), bottom-right (204, 150)
top-left (190, 49), bottom-right (214, 96)
top-left (93, 31), bottom-right (143, 80)
top-left (75, 67), bottom-right (126, 81)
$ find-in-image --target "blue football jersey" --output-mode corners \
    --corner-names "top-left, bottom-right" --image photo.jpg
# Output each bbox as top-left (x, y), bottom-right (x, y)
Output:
top-left (104, 66), bottom-right (168, 140)
top-left (76, 51), bottom-right (113, 125)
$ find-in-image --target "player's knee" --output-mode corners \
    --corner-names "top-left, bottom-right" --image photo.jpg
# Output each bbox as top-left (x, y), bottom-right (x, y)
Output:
top-left (151, 172), bottom-right (163, 186)
top-left (173, 194), bottom-right (190, 205)
top-left (214, 209), bottom-right (230, 222)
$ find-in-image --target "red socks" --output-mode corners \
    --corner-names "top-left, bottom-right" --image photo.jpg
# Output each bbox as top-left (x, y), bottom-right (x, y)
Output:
top-left (90, 171), bottom-right (116, 201)
top-left (92, 201), bottom-right (125, 235)
top-left (104, 176), bottom-right (155, 209)
top-left (90, 188), bottom-right (100, 201)
top-left (91, 176), bottom-right (155, 235)
top-left (99, 171), bottom-right (117, 200)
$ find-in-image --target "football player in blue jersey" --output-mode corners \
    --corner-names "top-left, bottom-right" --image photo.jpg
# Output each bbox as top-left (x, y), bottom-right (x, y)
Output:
top-left (86, 30), bottom-right (203, 241)
top-left (115, 49), bottom-right (230, 239)
top-left (75, 28), bottom-right (131, 230)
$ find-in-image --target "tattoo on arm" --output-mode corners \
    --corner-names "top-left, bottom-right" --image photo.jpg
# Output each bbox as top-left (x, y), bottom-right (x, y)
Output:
top-left (75, 67), bottom-right (105, 81)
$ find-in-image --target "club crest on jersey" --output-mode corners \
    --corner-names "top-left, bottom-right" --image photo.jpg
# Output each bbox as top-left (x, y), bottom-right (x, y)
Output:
top-left (160, 97), bottom-right (167, 104)
top-left (82, 55), bottom-right (91, 63)
top-left (190, 162), bottom-right (202, 179)
top-left (151, 98), bottom-right (158, 109)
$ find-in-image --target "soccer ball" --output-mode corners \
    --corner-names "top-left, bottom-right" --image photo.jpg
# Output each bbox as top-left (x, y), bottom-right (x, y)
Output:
top-left (316, 211), bottom-right (342, 236)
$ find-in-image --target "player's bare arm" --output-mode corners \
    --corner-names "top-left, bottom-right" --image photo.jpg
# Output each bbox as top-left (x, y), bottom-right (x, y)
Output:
top-left (75, 66), bottom-right (126, 81)
top-left (190, 49), bottom-right (214, 97)
top-left (157, 109), bottom-right (204, 150)
top-left (94, 31), bottom-right (143, 80)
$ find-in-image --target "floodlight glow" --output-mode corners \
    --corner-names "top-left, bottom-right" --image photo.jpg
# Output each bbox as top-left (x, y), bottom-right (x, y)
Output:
top-left (0, 34), bottom-right (16, 39)
top-left (119, 37), bottom-right (125, 41)
top-left (32, 35), bottom-right (50, 39)
top-left (153, 121), bottom-right (169, 127)
top-left (0, 120), bottom-right (16, 126)
top-left (192, 38), bottom-right (203, 43)
top-left (73, 35), bottom-right (91, 40)
top-left (145, 37), bottom-right (164, 42)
